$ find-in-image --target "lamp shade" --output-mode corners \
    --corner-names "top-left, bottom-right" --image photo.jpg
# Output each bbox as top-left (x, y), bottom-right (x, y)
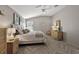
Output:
top-left (52, 26), bottom-right (59, 30)
top-left (7, 28), bottom-right (16, 33)
top-left (7, 28), bottom-right (16, 39)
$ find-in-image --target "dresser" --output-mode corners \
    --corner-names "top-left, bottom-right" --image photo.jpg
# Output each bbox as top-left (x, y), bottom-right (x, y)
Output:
top-left (0, 28), bottom-right (7, 54)
top-left (51, 30), bottom-right (63, 41)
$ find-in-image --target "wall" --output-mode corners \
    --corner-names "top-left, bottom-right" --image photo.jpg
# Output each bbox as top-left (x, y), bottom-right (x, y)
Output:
top-left (26, 16), bottom-right (52, 33)
top-left (52, 5), bottom-right (79, 48)
top-left (0, 5), bottom-right (25, 28)
top-left (0, 5), bottom-right (13, 27)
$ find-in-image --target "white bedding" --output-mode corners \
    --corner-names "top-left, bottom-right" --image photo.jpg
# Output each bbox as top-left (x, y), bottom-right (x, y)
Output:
top-left (16, 31), bottom-right (46, 44)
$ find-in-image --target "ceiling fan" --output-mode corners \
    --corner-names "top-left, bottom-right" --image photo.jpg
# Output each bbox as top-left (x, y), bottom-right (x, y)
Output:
top-left (35, 5), bottom-right (59, 12)
top-left (35, 5), bottom-right (59, 8)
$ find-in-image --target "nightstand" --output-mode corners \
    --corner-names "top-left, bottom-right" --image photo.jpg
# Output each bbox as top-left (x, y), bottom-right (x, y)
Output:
top-left (7, 37), bottom-right (19, 54)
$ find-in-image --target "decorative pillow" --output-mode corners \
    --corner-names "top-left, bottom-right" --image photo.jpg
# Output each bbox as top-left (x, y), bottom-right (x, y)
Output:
top-left (35, 33), bottom-right (43, 38)
top-left (16, 25), bottom-right (23, 34)
top-left (22, 29), bottom-right (30, 34)
top-left (14, 30), bottom-right (20, 36)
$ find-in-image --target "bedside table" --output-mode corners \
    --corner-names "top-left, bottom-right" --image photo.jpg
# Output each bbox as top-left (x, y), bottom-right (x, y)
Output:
top-left (7, 38), bottom-right (19, 54)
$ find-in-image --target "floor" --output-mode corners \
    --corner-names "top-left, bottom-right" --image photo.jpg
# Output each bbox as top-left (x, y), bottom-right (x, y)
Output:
top-left (17, 36), bottom-right (79, 54)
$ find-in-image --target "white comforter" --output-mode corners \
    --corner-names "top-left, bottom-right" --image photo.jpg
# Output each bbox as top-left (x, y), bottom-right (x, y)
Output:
top-left (16, 31), bottom-right (46, 44)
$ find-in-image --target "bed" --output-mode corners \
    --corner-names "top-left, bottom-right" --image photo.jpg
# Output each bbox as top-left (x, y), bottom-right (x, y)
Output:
top-left (16, 31), bottom-right (47, 44)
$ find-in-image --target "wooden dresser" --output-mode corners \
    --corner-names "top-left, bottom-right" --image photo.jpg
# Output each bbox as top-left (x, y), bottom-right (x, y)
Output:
top-left (7, 37), bottom-right (19, 54)
top-left (0, 28), bottom-right (7, 54)
top-left (51, 30), bottom-right (63, 41)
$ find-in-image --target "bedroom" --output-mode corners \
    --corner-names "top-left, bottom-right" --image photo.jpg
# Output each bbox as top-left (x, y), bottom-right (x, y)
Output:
top-left (0, 5), bottom-right (79, 54)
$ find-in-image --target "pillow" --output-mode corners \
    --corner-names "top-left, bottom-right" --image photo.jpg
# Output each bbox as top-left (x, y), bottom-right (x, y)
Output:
top-left (14, 30), bottom-right (20, 36)
top-left (16, 25), bottom-right (23, 34)
top-left (22, 29), bottom-right (30, 34)
top-left (12, 24), bottom-right (23, 34)
top-left (35, 33), bottom-right (43, 38)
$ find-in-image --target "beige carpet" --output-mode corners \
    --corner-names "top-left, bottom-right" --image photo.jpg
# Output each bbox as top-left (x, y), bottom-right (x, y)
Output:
top-left (17, 36), bottom-right (79, 54)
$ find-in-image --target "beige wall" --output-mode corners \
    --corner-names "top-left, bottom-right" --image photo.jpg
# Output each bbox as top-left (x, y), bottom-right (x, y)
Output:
top-left (0, 5), bottom-right (14, 27)
top-left (27, 16), bottom-right (52, 33)
top-left (0, 5), bottom-right (24, 28)
top-left (52, 5), bottom-right (79, 48)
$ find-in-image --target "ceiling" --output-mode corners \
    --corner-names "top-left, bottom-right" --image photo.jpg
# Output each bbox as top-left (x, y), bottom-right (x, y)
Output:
top-left (9, 5), bottom-right (66, 19)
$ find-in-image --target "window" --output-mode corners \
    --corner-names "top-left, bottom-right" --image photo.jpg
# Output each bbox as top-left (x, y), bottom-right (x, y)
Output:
top-left (26, 20), bottom-right (33, 31)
